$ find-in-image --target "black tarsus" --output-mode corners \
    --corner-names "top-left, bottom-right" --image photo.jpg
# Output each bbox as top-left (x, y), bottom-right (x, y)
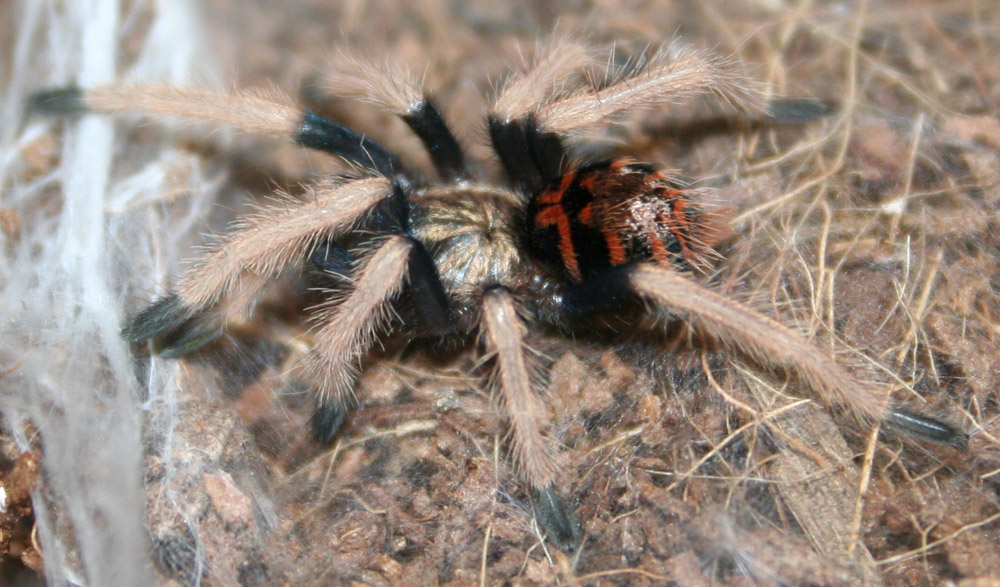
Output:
top-left (402, 100), bottom-right (466, 181)
top-left (123, 293), bottom-right (223, 356)
top-left (157, 319), bottom-right (223, 358)
top-left (122, 293), bottom-right (192, 342)
top-left (765, 98), bottom-right (834, 124)
top-left (295, 111), bottom-right (403, 177)
top-left (29, 86), bottom-right (87, 116)
top-left (311, 400), bottom-right (349, 445)
top-left (531, 485), bottom-right (583, 551)
top-left (885, 408), bottom-right (968, 450)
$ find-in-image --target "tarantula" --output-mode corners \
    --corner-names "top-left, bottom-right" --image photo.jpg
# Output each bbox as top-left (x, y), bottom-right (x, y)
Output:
top-left (33, 38), bottom-right (964, 550)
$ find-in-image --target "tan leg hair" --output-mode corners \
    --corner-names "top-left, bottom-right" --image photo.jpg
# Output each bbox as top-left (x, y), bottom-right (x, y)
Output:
top-left (320, 52), bottom-right (423, 115)
top-left (490, 36), bottom-right (594, 122)
top-left (84, 84), bottom-right (301, 136)
top-left (219, 270), bottom-right (273, 324)
top-left (481, 289), bottom-right (559, 489)
top-left (629, 264), bottom-right (887, 422)
top-left (302, 235), bottom-right (413, 405)
top-left (535, 45), bottom-right (768, 134)
top-left (177, 176), bottom-right (393, 309)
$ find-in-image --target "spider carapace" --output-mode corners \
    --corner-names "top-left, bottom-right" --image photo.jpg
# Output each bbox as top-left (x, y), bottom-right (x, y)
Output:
top-left (31, 37), bottom-right (966, 552)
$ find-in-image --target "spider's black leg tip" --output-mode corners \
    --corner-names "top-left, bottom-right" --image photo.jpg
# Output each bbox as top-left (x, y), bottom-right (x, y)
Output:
top-left (123, 293), bottom-right (221, 357)
top-left (29, 86), bottom-right (87, 116)
top-left (310, 401), bottom-right (348, 445)
top-left (531, 485), bottom-right (583, 551)
top-left (122, 293), bottom-right (191, 342)
top-left (885, 408), bottom-right (969, 450)
top-left (765, 98), bottom-right (835, 124)
top-left (158, 319), bottom-right (223, 358)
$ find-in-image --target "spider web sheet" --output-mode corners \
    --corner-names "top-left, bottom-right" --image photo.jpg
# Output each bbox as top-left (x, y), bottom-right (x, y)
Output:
top-left (1, 0), bottom-right (218, 584)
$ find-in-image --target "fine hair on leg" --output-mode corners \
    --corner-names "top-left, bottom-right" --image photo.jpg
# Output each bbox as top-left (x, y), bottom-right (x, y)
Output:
top-left (45, 84), bottom-right (303, 136)
top-left (319, 51), bottom-right (467, 180)
top-left (122, 177), bottom-right (394, 348)
top-left (31, 84), bottom-right (404, 175)
top-left (301, 235), bottom-right (413, 407)
top-left (534, 44), bottom-right (768, 134)
top-left (480, 288), bottom-right (582, 549)
top-left (480, 288), bottom-right (558, 488)
top-left (627, 264), bottom-right (888, 422)
top-left (490, 35), bottom-right (595, 123)
top-left (178, 177), bottom-right (393, 309)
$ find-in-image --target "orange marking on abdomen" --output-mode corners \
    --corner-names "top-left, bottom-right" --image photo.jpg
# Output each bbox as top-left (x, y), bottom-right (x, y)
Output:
top-left (603, 229), bottom-right (627, 265)
top-left (647, 232), bottom-right (669, 263)
top-left (670, 204), bottom-right (695, 259)
top-left (536, 173), bottom-right (575, 205)
top-left (535, 205), bottom-right (581, 281)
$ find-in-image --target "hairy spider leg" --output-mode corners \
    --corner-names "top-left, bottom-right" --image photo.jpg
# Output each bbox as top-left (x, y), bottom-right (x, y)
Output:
top-left (481, 288), bottom-right (582, 549)
top-left (304, 236), bottom-right (413, 440)
top-left (488, 41), bottom-right (768, 193)
top-left (487, 37), bottom-right (595, 190)
top-left (532, 45), bottom-right (767, 135)
top-left (117, 177), bottom-right (395, 354)
top-left (30, 84), bottom-right (404, 176)
top-left (318, 51), bottom-right (468, 180)
top-left (30, 82), bottom-right (458, 343)
top-left (626, 264), bottom-right (967, 446)
top-left (309, 193), bottom-right (456, 444)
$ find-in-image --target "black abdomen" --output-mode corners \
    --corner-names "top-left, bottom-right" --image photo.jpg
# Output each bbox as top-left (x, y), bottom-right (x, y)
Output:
top-left (528, 159), bottom-right (720, 282)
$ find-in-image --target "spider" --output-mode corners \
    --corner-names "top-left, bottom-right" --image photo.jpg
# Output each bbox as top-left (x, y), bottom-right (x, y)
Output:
top-left (32, 37), bottom-right (965, 551)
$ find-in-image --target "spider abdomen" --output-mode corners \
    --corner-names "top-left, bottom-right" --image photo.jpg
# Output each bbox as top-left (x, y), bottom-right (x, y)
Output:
top-left (528, 159), bottom-right (719, 282)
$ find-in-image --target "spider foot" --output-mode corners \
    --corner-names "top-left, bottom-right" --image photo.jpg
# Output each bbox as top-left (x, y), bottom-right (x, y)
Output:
top-left (123, 293), bottom-right (192, 341)
top-left (123, 293), bottom-right (220, 356)
top-left (764, 98), bottom-right (834, 124)
top-left (29, 86), bottom-right (86, 116)
top-left (157, 318), bottom-right (223, 358)
top-left (885, 408), bottom-right (968, 450)
top-left (531, 485), bottom-right (582, 551)
top-left (310, 401), bottom-right (348, 445)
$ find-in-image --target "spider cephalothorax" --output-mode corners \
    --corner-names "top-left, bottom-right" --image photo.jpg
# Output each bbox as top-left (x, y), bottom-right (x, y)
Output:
top-left (32, 37), bottom-right (965, 550)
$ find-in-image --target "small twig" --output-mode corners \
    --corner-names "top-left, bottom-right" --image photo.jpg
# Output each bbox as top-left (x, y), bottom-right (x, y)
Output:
top-left (876, 511), bottom-right (1000, 566)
